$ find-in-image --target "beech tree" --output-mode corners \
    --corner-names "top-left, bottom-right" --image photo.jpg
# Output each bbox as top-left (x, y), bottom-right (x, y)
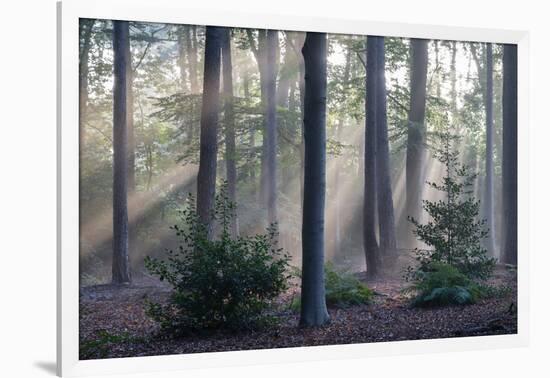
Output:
top-left (502, 44), bottom-right (518, 265)
top-left (221, 27), bottom-right (238, 236)
top-left (196, 26), bottom-right (222, 236)
top-left (112, 20), bottom-right (131, 284)
top-left (364, 36), bottom-right (381, 278)
top-left (374, 37), bottom-right (397, 256)
top-left (265, 30), bottom-right (279, 225)
top-left (300, 32), bottom-right (330, 327)
top-left (405, 39), bottom-right (429, 231)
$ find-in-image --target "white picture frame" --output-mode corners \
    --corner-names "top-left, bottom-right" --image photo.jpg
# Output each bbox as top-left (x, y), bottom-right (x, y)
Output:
top-left (57, 0), bottom-right (530, 376)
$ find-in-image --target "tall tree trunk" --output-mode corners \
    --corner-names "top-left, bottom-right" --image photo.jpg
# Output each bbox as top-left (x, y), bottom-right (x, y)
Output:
top-left (484, 43), bottom-right (496, 257)
top-left (333, 46), bottom-right (352, 258)
top-left (364, 37), bottom-right (381, 278)
top-left (265, 30), bottom-right (279, 225)
top-left (79, 19), bottom-right (94, 160)
top-left (450, 41), bottom-right (458, 117)
top-left (221, 28), bottom-right (238, 237)
top-left (374, 37), bottom-right (397, 255)
top-left (300, 32), bottom-right (330, 328)
top-left (405, 39), bottom-right (428, 237)
top-left (112, 21), bottom-right (131, 284)
top-left (126, 24), bottom-right (137, 261)
top-left (197, 26), bottom-right (222, 236)
top-left (502, 44), bottom-right (517, 265)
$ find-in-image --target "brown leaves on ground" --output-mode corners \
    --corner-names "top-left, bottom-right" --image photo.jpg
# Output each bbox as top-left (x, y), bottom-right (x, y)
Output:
top-left (79, 266), bottom-right (517, 360)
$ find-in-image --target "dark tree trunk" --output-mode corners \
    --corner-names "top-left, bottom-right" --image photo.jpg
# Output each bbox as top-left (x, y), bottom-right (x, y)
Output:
top-left (221, 28), bottom-right (238, 236)
top-left (374, 37), bottom-right (397, 255)
top-left (300, 32), bottom-right (330, 328)
top-left (197, 26), bottom-right (222, 236)
top-left (112, 21), bottom-right (131, 284)
top-left (502, 44), bottom-right (517, 265)
top-left (364, 37), bottom-right (381, 278)
top-left (484, 43), bottom-right (496, 256)
top-left (405, 39), bottom-right (428, 233)
top-left (265, 30), bottom-right (279, 225)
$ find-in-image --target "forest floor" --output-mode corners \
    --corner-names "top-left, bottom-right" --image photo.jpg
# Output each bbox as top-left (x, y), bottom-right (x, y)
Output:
top-left (79, 265), bottom-right (517, 360)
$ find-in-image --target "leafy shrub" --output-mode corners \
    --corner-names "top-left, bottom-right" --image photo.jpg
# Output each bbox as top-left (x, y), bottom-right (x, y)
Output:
top-left (411, 262), bottom-right (483, 307)
top-left (145, 183), bottom-right (290, 334)
top-left (408, 130), bottom-right (496, 280)
top-left (291, 263), bottom-right (373, 310)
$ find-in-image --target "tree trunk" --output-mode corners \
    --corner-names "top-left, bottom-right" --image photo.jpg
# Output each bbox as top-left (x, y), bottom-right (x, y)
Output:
top-left (333, 47), bottom-right (352, 258)
top-left (300, 32), bottom-right (330, 328)
top-left (502, 44), bottom-right (517, 265)
top-left (197, 26), bottom-right (222, 236)
top-left (177, 26), bottom-right (189, 92)
top-left (374, 37), bottom-right (397, 255)
top-left (79, 19), bottom-right (94, 160)
top-left (265, 30), bottom-right (279, 225)
top-left (364, 37), bottom-right (381, 278)
top-left (112, 20), bottom-right (131, 284)
top-left (187, 25), bottom-right (199, 93)
top-left (484, 43), bottom-right (497, 257)
top-left (405, 39), bottom-right (428, 235)
top-left (221, 28), bottom-right (238, 237)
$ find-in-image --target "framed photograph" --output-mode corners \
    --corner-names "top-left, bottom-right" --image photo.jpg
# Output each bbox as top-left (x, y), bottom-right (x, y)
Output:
top-left (57, 0), bottom-right (529, 376)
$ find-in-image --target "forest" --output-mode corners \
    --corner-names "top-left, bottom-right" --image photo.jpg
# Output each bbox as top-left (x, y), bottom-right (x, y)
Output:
top-left (78, 19), bottom-right (517, 359)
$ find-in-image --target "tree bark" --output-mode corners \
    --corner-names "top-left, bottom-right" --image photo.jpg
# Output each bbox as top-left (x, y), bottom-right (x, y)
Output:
top-left (484, 43), bottom-right (497, 257)
top-left (300, 32), bottom-right (330, 328)
top-left (197, 26), bottom-right (222, 236)
top-left (221, 28), bottom-right (238, 237)
top-left (112, 20), bottom-right (131, 284)
top-left (374, 37), bottom-right (397, 255)
top-left (79, 19), bottom-right (94, 159)
top-left (502, 44), bottom-right (517, 265)
top-left (405, 39), bottom-right (429, 234)
top-left (364, 36), bottom-right (381, 278)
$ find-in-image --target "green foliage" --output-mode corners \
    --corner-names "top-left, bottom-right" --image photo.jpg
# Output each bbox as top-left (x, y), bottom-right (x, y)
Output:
top-left (411, 262), bottom-right (482, 307)
top-left (291, 262), bottom-right (373, 310)
top-left (80, 331), bottom-right (143, 359)
top-left (144, 183), bottom-right (290, 334)
top-left (408, 129), bottom-right (496, 280)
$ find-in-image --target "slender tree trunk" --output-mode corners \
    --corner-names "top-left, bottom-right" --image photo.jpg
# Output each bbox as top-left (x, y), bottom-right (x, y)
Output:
top-left (333, 47), bottom-right (352, 258)
top-left (484, 43), bottom-right (496, 257)
top-left (79, 19), bottom-right (94, 159)
top-left (112, 21), bottom-right (131, 284)
top-left (265, 30), bottom-right (279, 225)
top-left (374, 37), bottom-right (397, 256)
top-left (221, 28), bottom-right (238, 237)
top-left (364, 37), bottom-right (381, 278)
top-left (405, 39), bottom-right (428, 236)
top-left (300, 32), bottom-right (330, 328)
top-left (177, 26), bottom-right (189, 92)
top-left (450, 41), bottom-right (458, 117)
top-left (197, 26), bottom-right (222, 236)
top-left (125, 24), bottom-right (138, 261)
top-left (502, 44), bottom-right (517, 265)
top-left (187, 25), bottom-right (199, 93)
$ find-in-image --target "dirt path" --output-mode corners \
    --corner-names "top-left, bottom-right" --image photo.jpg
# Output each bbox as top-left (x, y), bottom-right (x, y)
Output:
top-left (79, 267), bottom-right (517, 360)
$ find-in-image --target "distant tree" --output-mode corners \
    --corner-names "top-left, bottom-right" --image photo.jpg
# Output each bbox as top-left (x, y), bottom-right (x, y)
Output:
top-left (484, 43), bottom-right (497, 256)
top-left (364, 36), bottom-right (381, 278)
top-left (79, 19), bottom-right (95, 157)
top-left (265, 30), bottom-right (279, 225)
top-left (405, 39), bottom-right (429, 234)
top-left (196, 26), bottom-right (223, 236)
top-left (112, 20), bottom-right (131, 284)
top-left (221, 28), bottom-right (238, 236)
top-left (374, 37), bottom-right (397, 256)
top-left (300, 32), bottom-right (330, 327)
top-left (502, 44), bottom-right (518, 265)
